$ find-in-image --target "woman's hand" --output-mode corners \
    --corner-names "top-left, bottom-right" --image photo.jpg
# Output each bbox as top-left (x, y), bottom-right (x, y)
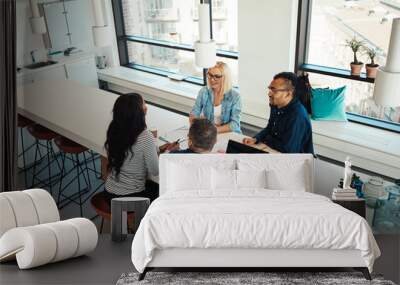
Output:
top-left (189, 113), bottom-right (206, 125)
top-left (189, 113), bottom-right (195, 125)
top-left (243, 137), bottom-right (257, 145)
top-left (216, 124), bottom-right (231, 134)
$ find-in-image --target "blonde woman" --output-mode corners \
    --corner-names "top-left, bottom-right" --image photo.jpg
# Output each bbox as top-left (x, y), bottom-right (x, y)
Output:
top-left (189, 62), bottom-right (241, 133)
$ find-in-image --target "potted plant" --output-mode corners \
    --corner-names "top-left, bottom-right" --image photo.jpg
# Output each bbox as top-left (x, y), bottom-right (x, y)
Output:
top-left (364, 47), bottom-right (379, 78)
top-left (346, 37), bottom-right (364, 76)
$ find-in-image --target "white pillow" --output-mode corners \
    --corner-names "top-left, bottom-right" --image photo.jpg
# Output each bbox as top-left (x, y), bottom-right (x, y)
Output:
top-left (266, 162), bottom-right (307, 191)
top-left (212, 169), bottom-right (237, 190)
top-left (237, 169), bottom-right (267, 189)
top-left (167, 162), bottom-right (212, 191)
top-left (237, 159), bottom-right (310, 192)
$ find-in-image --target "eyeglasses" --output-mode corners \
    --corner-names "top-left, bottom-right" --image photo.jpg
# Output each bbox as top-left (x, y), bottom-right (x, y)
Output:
top-left (267, 86), bottom-right (290, 94)
top-left (207, 72), bottom-right (223, 80)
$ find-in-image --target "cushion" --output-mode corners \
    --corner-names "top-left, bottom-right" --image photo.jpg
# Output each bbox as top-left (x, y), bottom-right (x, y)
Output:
top-left (212, 169), bottom-right (237, 191)
top-left (237, 158), bottom-right (310, 192)
top-left (0, 218), bottom-right (97, 269)
top-left (166, 158), bottom-right (235, 192)
top-left (168, 163), bottom-right (212, 191)
top-left (311, 86), bottom-right (347, 121)
top-left (236, 170), bottom-right (267, 189)
top-left (0, 191), bottom-right (40, 228)
top-left (266, 162), bottom-right (308, 191)
top-left (0, 196), bottom-right (17, 238)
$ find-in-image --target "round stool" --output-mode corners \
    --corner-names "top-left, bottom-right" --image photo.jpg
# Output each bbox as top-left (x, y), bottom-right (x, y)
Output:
top-left (55, 136), bottom-right (92, 217)
top-left (27, 124), bottom-right (61, 194)
top-left (111, 197), bottom-right (150, 242)
top-left (17, 115), bottom-right (34, 186)
top-left (90, 192), bottom-right (134, 234)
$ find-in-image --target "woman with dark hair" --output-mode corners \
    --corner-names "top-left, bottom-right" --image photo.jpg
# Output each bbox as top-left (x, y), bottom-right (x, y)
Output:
top-left (242, 72), bottom-right (314, 154)
top-left (102, 93), bottom-right (159, 204)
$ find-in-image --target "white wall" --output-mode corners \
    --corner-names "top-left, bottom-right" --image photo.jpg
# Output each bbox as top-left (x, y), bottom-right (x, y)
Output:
top-left (102, 0), bottom-right (119, 67)
top-left (16, 0), bottom-right (116, 67)
top-left (238, 0), bottom-right (298, 119)
top-left (16, 0), bottom-right (47, 66)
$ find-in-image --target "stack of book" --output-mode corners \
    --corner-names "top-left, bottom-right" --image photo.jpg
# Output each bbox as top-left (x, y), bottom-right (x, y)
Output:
top-left (332, 187), bottom-right (359, 200)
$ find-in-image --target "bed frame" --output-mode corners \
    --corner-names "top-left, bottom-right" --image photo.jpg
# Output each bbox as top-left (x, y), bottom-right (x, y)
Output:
top-left (138, 248), bottom-right (371, 280)
top-left (138, 155), bottom-right (372, 281)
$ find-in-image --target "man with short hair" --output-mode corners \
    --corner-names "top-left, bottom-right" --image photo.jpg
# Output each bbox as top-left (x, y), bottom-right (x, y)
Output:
top-left (243, 72), bottom-right (314, 154)
top-left (170, 118), bottom-right (217, 154)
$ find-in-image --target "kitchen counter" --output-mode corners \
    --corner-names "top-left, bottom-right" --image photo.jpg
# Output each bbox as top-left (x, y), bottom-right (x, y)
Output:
top-left (17, 51), bottom-right (95, 77)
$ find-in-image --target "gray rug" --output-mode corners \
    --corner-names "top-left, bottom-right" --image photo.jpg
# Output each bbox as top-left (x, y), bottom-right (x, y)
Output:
top-left (116, 271), bottom-right (396, 285)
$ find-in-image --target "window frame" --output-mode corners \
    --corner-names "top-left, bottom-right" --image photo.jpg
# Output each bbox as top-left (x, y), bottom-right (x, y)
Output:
top-left (295, 0), bottom-right (399, 133)
top-left (111, 0), bottom-right (238, 86)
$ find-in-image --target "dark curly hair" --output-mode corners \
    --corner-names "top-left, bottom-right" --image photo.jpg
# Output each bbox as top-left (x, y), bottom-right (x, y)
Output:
top-left (274, 72), bottom-right (312, 114)
top-left (104, 93), bottom-right (146, 177)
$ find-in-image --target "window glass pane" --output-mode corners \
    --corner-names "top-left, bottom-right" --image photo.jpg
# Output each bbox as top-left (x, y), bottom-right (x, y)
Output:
top-left (216, 56), bottom-right (238, 87)
top-left (211, 0), bottom-right (238, 52)
top-left (308, 73), bottom-right (400, 124)
top-left (127, 41), bottom-right (203, 78)
top-left (307, 0), bottom-right (400, 68)
top-left (122, 0), bottom-right (196, 45)
top-left (121, 0), bottom-right (238, 51)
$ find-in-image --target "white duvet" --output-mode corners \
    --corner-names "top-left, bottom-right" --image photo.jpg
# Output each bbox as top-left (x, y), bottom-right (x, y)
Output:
top-left (131, 190), bottom-right (380, 273)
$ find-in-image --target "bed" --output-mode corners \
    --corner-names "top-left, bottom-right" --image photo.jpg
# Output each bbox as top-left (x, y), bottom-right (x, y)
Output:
top-left (131, 154), bottom-right (380, 280)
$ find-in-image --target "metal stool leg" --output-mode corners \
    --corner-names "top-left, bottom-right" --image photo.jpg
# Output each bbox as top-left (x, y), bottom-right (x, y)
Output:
top-left (100, 217), bottom-right (104, 234)
top-left (75, 153), bottom-right (83, 217)
top-left (57, 152), bottom-right (67, 205)
top-left (82, 152), bottom-right (92, 190)
top-left (46, 140), bottom-right (53, 195)
top-left (19, 128), bottom-right (29, 187)
top-left (31, 139), bottom-right (40, 187)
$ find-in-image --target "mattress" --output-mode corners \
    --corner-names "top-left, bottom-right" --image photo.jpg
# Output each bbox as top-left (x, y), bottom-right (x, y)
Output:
top-left (131, 190), bottom-right (380, 273)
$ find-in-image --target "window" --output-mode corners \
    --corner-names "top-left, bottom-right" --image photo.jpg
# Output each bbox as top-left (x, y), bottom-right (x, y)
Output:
top-left (114, 0), bottom-right (238, 85)
top-left (298, 0), bottom-right (400, 132)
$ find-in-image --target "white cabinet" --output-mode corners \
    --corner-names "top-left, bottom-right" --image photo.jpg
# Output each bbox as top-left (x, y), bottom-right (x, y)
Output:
top-left (42, 0), bottom-right (92, 51)
top-left (18, 55), bottom-right (98, 88)
top-left (65, 58), bottom-right (99, 88)
top-left (64, 0), bottom-right (92, 50)
top-left (42, 2), bottom-right (70, 50)
top-left (31, 65), bottom-right (67, 82)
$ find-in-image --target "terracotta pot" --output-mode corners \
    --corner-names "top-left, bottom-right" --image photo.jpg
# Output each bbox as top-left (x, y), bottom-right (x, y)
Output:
top-left (350, 62), bottom-right (363, 76)
top-left (366, 64), bottom-right (379, 79)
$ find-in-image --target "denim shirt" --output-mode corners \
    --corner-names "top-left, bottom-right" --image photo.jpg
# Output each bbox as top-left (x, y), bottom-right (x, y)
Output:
top-left (191, 86), bottom-right (242, 133)
top-left (254, 98), bottom-right (314, 154)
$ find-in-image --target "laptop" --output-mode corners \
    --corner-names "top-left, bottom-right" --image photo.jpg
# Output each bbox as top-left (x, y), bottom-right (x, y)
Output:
top-left (226, 140), bottom-right (268, 154)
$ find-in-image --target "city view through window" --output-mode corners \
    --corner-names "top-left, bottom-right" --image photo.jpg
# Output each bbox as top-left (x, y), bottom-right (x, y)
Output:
top-left (120, 0), bottom-right (399, 126)
top-left (307, 0), bottom-right (400, 125)
top-left (121, 0), bottom-right (238, 84)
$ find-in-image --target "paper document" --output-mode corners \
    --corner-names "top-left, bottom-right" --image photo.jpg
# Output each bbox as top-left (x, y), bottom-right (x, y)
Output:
top-left (159, 126), bottom-right (189, 143)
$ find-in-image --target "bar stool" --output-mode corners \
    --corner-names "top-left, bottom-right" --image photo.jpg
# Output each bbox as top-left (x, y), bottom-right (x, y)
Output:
top-left (27, 124), bottom-right (61, 194)
top-left (90, 191), bottom-right (134, 234)
top-left (17, 115), bottom-right (35, 187)
top-left (55, 136), bottom-right (93, 217)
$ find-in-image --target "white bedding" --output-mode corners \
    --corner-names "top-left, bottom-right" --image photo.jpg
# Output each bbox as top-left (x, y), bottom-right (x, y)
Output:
top-left (131, 190), bottom-right (380, 273)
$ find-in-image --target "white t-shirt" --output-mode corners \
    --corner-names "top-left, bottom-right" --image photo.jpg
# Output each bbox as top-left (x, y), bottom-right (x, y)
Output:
top-left (214, 105), bottom-right (222, 125)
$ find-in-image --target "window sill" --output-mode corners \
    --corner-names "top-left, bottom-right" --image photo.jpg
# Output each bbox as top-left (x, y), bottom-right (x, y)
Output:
top-left (98, 66), bottom-right (400, 178)
top-left (300, 63), bottom-right (375, 83)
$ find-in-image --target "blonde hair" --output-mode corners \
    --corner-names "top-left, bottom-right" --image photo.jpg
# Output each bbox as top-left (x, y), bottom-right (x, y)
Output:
top-left (207, 61), bottom-right (233, 95)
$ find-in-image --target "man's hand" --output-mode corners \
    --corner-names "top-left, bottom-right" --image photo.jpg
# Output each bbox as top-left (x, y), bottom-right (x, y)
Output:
top-left (159, 142), bottom-right (180, 153)
top-left (242, 137), bottom-right (257, 145)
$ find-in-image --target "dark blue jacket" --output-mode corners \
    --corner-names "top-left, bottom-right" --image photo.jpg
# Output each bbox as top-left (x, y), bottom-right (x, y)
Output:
top-left (169, 148), bottom-right (198, 154)
top-left (254, 98), bottom-right (314, 154)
